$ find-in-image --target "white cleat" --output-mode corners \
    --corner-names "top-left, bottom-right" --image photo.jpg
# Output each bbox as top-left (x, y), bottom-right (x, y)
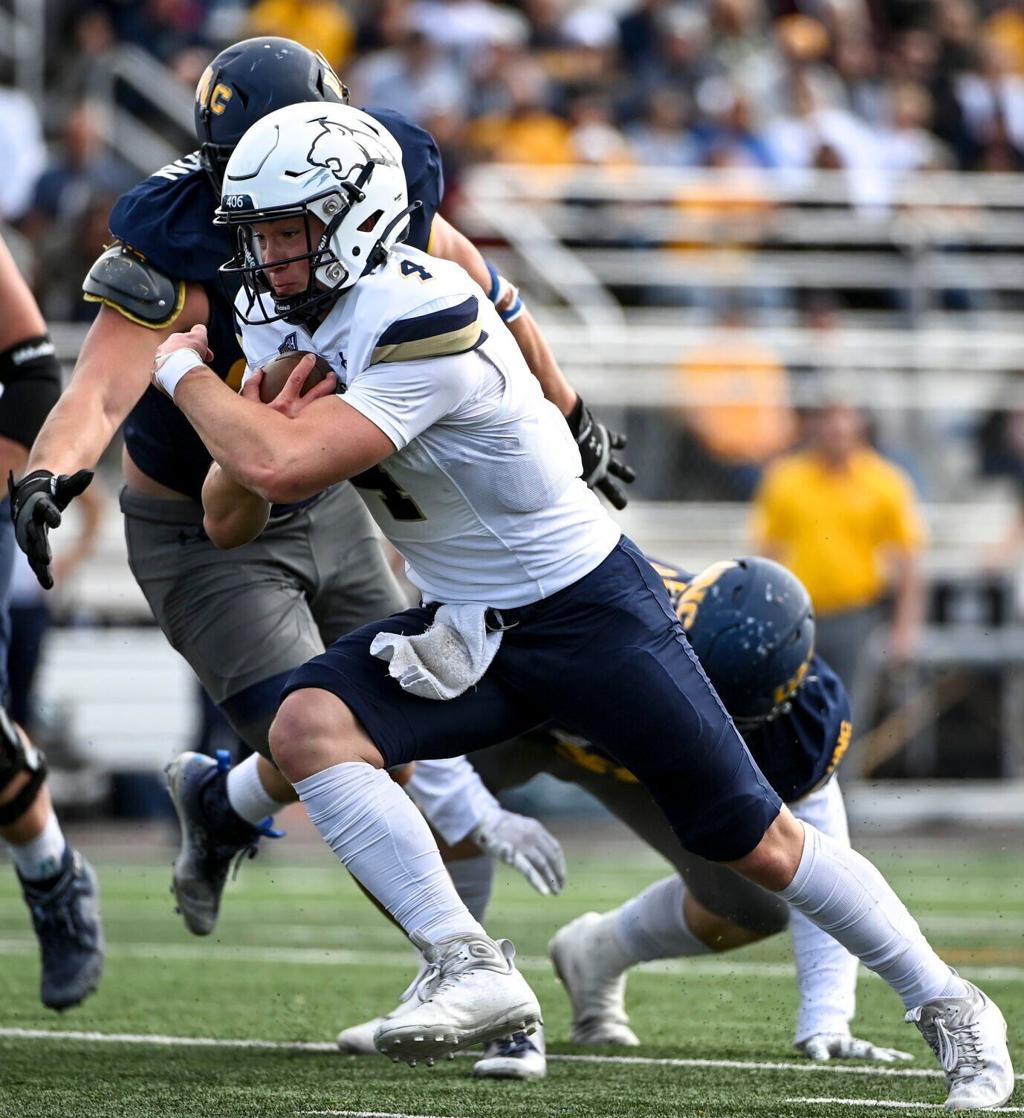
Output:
top-left (373, 933), bottom-right (541, 1066)
top-left (549, 912), bottom-right (640, 1047)
top-left (337, 960), bottom-right (432, 1055)
top-left (473, 1024), bottom-right (546, 1080)
top-left (337, 1014), bottom-right (386, 1056)
top-left (906, 979), bottom-right (1015, 1110)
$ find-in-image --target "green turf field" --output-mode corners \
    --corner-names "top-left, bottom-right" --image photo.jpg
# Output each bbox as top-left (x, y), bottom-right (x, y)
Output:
top-left (0, 828), bottom-right (1020, 1118)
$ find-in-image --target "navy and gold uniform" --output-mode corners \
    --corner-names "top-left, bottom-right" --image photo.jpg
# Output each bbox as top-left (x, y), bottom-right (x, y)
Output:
top-left (468, 557), bottom-right (852, 932)
top-left (591, 559), bottom-right (853, 803)
top-left (103, 109), bottom-right (442, 501)
top-left (103, 108), bottom-right (441, 758)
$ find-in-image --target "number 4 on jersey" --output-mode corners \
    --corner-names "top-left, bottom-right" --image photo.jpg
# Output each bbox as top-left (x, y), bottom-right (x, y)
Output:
top-left (351, 464), bottom-right (426, 521)
top-left (400, 259), bottom-right (432, 282)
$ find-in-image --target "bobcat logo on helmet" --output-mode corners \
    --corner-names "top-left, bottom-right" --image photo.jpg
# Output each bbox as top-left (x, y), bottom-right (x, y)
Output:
top-left (307, 118), bottom-right (400, 184)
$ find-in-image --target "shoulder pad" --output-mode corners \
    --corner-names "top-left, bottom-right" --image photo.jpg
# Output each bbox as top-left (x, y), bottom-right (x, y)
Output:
top-left (82, 244), bottom-right (186, 328)
top-left (371, 295), bottom-right (482, 365)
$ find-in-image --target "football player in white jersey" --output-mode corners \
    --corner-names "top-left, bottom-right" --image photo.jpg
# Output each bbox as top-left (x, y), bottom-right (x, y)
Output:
top-left (149, 102), bottom-right (1012, 1107)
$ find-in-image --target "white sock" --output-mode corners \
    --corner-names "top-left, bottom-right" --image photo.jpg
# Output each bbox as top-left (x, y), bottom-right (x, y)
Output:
top-left (446, 853), bottom-right (494, 924)
top-left (296, 762), bottom-right (484, 944)
top-left (615, 875), bottom-right (712, 964)
top-left (9, 811), bottom-right (67, 881)
top-left (779, 822), bottom-right (969, 1009)
top-left (227, 754), bottom-right (288, 825)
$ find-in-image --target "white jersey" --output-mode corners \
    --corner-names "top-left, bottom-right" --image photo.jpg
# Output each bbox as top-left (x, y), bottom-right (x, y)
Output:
top-left (237, 244), bottom-right (619, 607)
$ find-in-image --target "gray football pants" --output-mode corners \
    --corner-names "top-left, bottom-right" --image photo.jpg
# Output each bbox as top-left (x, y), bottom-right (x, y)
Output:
top-left (121, 484), bottom-right (408, 758)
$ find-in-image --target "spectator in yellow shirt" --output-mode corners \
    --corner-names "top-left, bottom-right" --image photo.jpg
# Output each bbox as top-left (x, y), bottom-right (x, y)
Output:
top-left (751, 401), bottom-right (926, 735)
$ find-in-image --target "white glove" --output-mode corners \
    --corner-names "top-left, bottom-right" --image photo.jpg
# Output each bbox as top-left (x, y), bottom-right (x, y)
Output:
top-left (797, 1032), bottom-right (914, 1062)
top-left (472, 808), bottom-right (566, 896)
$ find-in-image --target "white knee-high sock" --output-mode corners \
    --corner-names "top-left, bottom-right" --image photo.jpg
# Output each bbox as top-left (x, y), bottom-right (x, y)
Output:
top-left (779, 822), bottom-right (967, 1009)
top-left (615, 875), bottom-right (712, 964)
top-left (8, 811), bottom-right (66, 881)
top-left (227, 755), bottom-right (288, 825)
top-left (295, 762), bottom-right (485, 944)
top-left (446, 854), bottom-right (494, 924)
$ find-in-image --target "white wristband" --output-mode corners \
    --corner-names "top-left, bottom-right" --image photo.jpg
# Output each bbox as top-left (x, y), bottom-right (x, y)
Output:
top-left (154, 347), bottom-right (207, 398)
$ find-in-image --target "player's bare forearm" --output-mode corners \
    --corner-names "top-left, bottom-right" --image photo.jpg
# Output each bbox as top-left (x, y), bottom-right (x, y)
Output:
top-left (505, 309), bottom-right (577, 416)
top-left (201, 463), bottom-right (270, 549)
top-left (26, 289), bottom-right (208, 476)
top-left (428, 215), bottom-right (577, 415)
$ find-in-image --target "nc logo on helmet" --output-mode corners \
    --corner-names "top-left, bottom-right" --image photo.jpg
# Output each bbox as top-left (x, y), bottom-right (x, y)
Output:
top-left (675, 560), bottom-right (739, 630)
top-left (196, 65), bottom-right (233, 115)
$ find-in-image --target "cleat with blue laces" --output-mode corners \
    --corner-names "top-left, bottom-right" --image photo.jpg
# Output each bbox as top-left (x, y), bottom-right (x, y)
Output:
top-left (473, 1024), bottom-right (546, 1080)
top-left (19, 846), bottom-right (105, 1011)
top-left (165, 750), bottom-right (282, 936)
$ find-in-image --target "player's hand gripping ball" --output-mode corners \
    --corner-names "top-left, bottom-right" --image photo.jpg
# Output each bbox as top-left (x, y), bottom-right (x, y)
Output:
top-left (256, 351), bottom-right (334, 403)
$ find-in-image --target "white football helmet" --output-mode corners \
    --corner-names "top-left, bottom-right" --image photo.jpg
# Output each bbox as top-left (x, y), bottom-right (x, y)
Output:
top-left (216, 101), bottom-right (412, 324)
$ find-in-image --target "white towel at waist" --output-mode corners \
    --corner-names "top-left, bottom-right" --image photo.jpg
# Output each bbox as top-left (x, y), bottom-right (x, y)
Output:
top-left (369, 603), bottom-right (505, 701)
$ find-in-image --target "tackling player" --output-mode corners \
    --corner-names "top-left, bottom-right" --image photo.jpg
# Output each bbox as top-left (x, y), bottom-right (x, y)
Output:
top-left (9, 37), bottom-right (631, 938)
top-left (153, 104), bottom-right (1011, 1107)
top-left (0, 232), bottom-right (104, 1010)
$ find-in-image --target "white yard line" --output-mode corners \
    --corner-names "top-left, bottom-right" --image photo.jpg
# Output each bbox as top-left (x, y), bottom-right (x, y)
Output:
top-left (298, 1111), bottom-right (473, 1118)
top-left (3, 1026), bottom-right (1023, 1083)
top-left (0, 937), bottom-right (1022, 983)
top-left (785, 1099), bottom-right (1024, 1112)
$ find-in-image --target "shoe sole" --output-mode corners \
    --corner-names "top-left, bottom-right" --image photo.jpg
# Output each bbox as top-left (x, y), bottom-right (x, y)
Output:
top-left (376, 1004), bottom-right (542, 1067)
top-left (165, 758), bottom-right (217, 937)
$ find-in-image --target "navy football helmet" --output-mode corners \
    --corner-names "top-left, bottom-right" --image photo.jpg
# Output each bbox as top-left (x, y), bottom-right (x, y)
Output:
top-left (678, 557), bottom-right (815, 723)
top-left (194, 37), bottom-right (349, 190)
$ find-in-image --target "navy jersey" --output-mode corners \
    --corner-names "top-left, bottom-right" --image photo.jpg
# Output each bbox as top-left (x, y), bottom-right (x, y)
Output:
top-left (107, 108), bottom-right (443, 500)
top-left (554, 558), bottom-right (853, 804)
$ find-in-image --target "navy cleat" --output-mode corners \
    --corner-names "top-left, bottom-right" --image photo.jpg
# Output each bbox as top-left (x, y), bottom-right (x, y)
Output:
top-left (473, 1025), bottom-right (547, 1080)
top-left (19, 846), bottom-right (105, 1011)
top-left (165, 750), bottom-right (281, 936)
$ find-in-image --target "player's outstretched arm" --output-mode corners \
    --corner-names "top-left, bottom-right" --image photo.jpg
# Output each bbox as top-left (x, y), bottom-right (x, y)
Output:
top-left (428, 215), bottom-right (636, 509)
top-left (27, 286), bottom-right (209, 478)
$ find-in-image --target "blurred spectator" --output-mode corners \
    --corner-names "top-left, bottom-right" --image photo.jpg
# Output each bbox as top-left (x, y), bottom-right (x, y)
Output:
top-left (20, 103), bottom-right (135, 252)
top-left (672, 302), bottom-right (795, 499)
top-left (625, 89), bottom-right (700, 167)
top-left (984, 0), bottom-right (1024, 74)
top-left (467, 50), bottom-right (572, 163)
top-left (247, 0), bottom-right (355, 70)
top-left (348, 29), bottom-right (468, 122)
top-left (104, 0), bottom-right (212, 67)
top-left (0, 84), bottom-right (46, 223)
top-left (566, 93), bottom-right (633, 168)
top-left (751, 399), bottom-right (927, 730)
top-left (876, 80), bottom-right (951, 172)
top-left (956, 36), bottom-right (1024, 167)
top-left (33, 191), bottom-right (121, 322)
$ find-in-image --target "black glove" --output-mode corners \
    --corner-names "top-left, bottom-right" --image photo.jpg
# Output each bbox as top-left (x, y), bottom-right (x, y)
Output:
top-left (8, 469), bottom-right (94, 590)
top-left (567, 396), bottom-right (636, 510)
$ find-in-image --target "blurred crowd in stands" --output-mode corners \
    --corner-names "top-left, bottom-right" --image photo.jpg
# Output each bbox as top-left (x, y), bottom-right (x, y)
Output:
top-left (2, 0), bottom-right (1024, 504)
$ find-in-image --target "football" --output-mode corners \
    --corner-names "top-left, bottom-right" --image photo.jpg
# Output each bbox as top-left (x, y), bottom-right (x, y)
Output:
top-left (257, 350), bottom-right (333, 403)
